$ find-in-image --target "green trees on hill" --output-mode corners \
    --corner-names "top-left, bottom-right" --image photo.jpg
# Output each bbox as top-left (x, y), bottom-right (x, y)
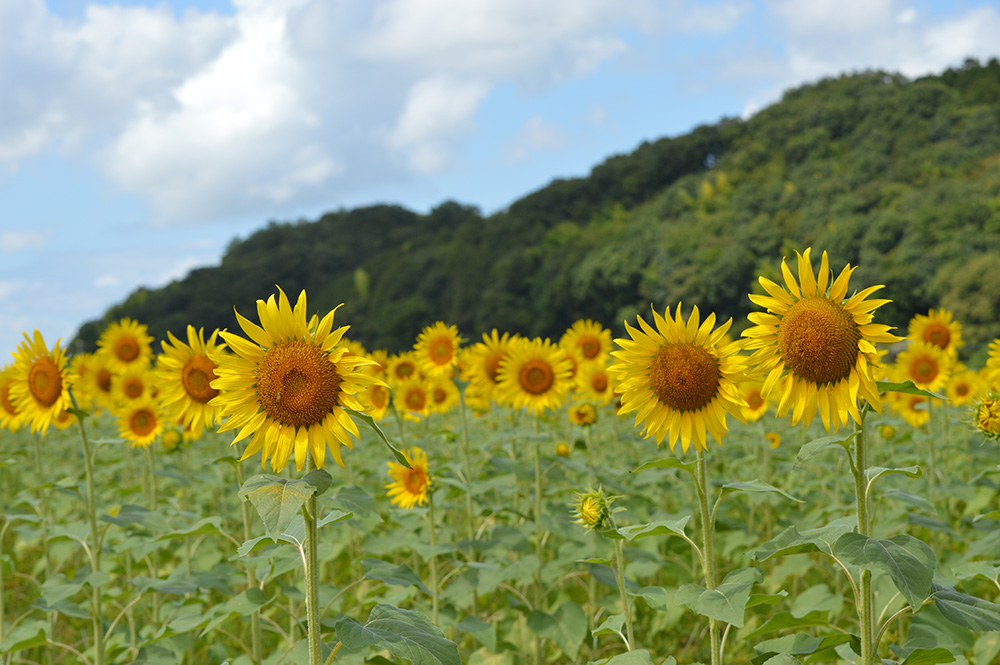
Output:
top-left (75, 58), bottom-right (1000, 361)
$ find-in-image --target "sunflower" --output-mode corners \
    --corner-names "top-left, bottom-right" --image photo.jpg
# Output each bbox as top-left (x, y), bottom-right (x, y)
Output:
top-left (495, 337), bottom-right (574, 415)
top-left (974, 393), bottom-right (1000, 440)
top-left (112, 366), bottom-right (156, 407)
top-left (8, 331), bottom-right (74, 434)
top-left (51, 408), bottom-right (76, 431)
top-left (572, 487), bottom-right (615, 531)
top-left (610, 304), bottom-right (748, 453)
top-left (908, 308), bottom-right (963, 357)
top-left (83, 352), bottom-right (117, 411)
top-left (359, 382), bottom-right (392, 421)
top-left (460, 330), bottom-right (514, 402)
top-left (894, 340), bottom-right (952, 393)
top-left (765, 432), bottom-right (781, 449)
top-left (577, 363), bottom-right (614, 405)
top-left (946, 367), bottom-right (984, 407)
top-left (68, 352), bottom-right (96, 410)
top-left (891, 392), bottom-right (930, 428)
top-left (428, 376), bottom-right (459, 415)
top-left (97, 318), bottom-right (153, 374)
top-left (385, 446), bottom-right (431, 509)
top-left (387, 352), bottom-right (420, 386)
top-left (414, 322), bottom-right (463, 378)
top-left (0, 365), bottom-right (23, 432)
top-left (742, 248), bottom-right (901, 431)
top-left (157, 326), bottom-right (226, 437)
top-left (985, 339), bottom-right (1000, 389)
top-left (555, 442), bottom-right (571, 457)
top-left (397, 378), bottom-right (431, 421)
top-left (367, 349), bottom-right (391, 378)
top-left (117, 400), bottom-right (164, 448)
top-left (561, 319), bottom-right (613, 365)
top-left (211, 288), bottom-right (382, 472)
top-left (739, 380), bottom-right (770, 422)
top-left (568, 402), bottom-right (598, 426)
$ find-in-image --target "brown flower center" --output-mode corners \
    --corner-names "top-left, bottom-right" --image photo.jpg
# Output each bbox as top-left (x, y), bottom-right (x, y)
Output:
top-left (28, 357), bottom-right (62, 407)
top-left (97, 368), bottom-right (112, 392)
top-left (579, 336), bottom-right (600, 359)
top-left (922, 323), bottom-right (951, 349)
top-left (590, 372), bottom-right (609, 393)
top-left (130, 408), bottom-right (157, 437)
top-left (432, 387), bottom-right (447, 404)
top-left (1, 381), bottom-right (19, 416)
top-left (405, 386), bottom-right (427, 411)
top-left (404, 467), bottom-right (427, 494)
top-left (257, 340), bottom-right (341, 428)
top-left (954, 382), bottom-right (970, 397)
top-left (395, 360), bottom-right (416, 380)
top-left (778, 296), bottom-right (861, 385)
top-left (428, 337), bottom-right (453, 365)
top-left (115, 336), bottom-right (140, 362)
top-left (370, 385), bottom-right (388, 409)
top-left (746, 389), bottom-right (765, 410)
top-left (123, 377), bottom-right (144, 399)
top-left (182, 354), bottom-right (219, 403)
top-left (908, 354), bottom-right (939, 385)
top-left (649, 342), bottom-right (720, 411)
top-left (519, 359), bottom-right (555, 395)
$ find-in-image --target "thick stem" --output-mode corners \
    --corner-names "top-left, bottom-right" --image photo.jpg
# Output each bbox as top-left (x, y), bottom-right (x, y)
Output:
top-left (534, 427), bottom-right (545, 665)
top-left (853, 404), bottom-right (874, 665)
top-left (427, 489), bottom-right (439, 625)
top-left (456, 384), bottom-right (480, 616)
top-left (72, 395), bottom-right (104, 665)
top-left (304, 454), bottom-right (323, 665)
top-left (609, 519), bottom-right (635, 650)
top-left (696, 449), bottom-right (720, 665)
top-left (145, 445), bottom-right (161, 625)
top-left (235, 451), bottom-right (263, 665)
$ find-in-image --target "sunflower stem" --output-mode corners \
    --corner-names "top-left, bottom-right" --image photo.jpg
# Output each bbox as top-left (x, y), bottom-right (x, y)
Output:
top-left (427, 486), bottom-right (439, 625)
top-left (456, 382), bottom-right (480, 616)
top-left (304, 453), bottom-right (323, 665)
top-left (534, 422), bottom-right (547, 665)
top-left (145, 444), bottom-right (161, 625)
top-left (608, 516), bottom-right (635, 651)
top-left (853, 403), bottom-right (875, 665)
top-left (696, 449), bottom-right (720, 665)
top-left (71, 391), bottom-right (104, 665)
top-left (234, 445), bottom-right (263, 665)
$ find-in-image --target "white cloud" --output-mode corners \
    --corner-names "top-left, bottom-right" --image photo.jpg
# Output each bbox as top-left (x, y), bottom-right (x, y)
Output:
top-left (503, 115), bottom-right (568, 164)
top-left (0, 230), bottom-right (48, 252)
top-left (93, 274), bottom-right (120, 289)
top-left (897, 8), bottom-right (917, 25)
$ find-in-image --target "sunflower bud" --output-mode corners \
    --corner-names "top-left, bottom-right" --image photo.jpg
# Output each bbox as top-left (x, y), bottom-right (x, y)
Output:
top-left (555, 443), bottom-right (571, 458)
top-left (975, 393), bottom-right (1000, 440)
top-left (573, 487), bottom-right (614, 531)
top-left (569, 403), bottom-right (597, 426)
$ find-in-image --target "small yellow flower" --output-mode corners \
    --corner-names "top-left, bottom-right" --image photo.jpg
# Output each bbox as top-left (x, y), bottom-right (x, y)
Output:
top-left (555, 442), bottom-right (571, 457)
top-left (765, 431), bottom-right (781, 449)
top-left (569, 403), bottom-right (598, 426)
top-left (572, 487), bottom-right (616, 531)
top-left (975, 393), bottom-right (1000, 440)
top-left (414, 322), bottom-right (463, 378)
top-left (880, 424), bottom-right (895, 439)
top-left (385, 447), bottom-right (432, 509)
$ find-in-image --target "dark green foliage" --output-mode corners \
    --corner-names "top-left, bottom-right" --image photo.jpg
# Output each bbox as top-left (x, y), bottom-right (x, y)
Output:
top-left (74, 59), bottom-right (1000, 357)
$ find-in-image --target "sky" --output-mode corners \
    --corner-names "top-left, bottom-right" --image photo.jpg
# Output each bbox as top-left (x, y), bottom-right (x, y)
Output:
top-left (2, 0), bottom-right (999, 358)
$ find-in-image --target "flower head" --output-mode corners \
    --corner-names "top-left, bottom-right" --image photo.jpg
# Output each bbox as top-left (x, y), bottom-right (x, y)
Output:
top-left (157, 326), bottom-right (226, 437)
top-left (908, 308), bottom-right (963, 357)
top-left (572, 487), bottom-right (617, 531)
top-left (495, 337), bottom-right (574, 415)
top-left (9, 331), bottom-right (74, 434)
top-left (414, 322), bottom-right (463, 378)
top-left (974, 393), bottom-right (1000, 440)
top-left (569, 402), bottom-right (598, 426)
top-left (97, 318), bottom-right (153, 374)
top-left (385, 447), bottom-right (431, 509)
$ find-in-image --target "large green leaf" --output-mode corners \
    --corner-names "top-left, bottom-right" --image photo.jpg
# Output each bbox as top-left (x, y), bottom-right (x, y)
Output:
top-left (834, 533), bottom-right (936, 610)
top-left (876, 380), bottom-right (947, 400)
top-left (675, 567), bottom-right (762, 627)
top-left (932, 584), bottom-right (1000, 631)
top-left (527, 601), bottom-right (588, 659)
top-left (238, 471), bottom-right (331, 542)
top-left (615, 516), bottom-right (690, 541)
top-left (334, 604), bottom-right (460, 665)
top-left (794, 434), bottom-right (855, 469)
top-left (0, 619), bottom-right (49, 654)
top-left (899, 648), bottom-right (957, 665)
top-left (720, 479), bottom-right (803, 504)
top-left (362, 557), bottom-right (430, 593)
top-left (747, 520), bottom-right (854, 561)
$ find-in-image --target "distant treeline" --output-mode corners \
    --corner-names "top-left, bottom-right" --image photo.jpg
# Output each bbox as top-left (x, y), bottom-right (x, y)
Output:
top-left (75, 58), bottom-right (1000, 363)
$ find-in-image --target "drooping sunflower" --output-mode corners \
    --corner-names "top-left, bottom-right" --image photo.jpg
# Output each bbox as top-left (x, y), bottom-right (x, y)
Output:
top-left (739, 380), bottom-right (770, 422)
top-left (742, 248), bottom-right (901, 431)
top-left (568, 402), bottom-right (598, 426)
top-left (157, 326), bottom-right (226, 437)
top-left (974, 393), bottom-right (1000, 440)
top-left (572, 487), bottom-right (616, 531)
top-left (908, 308), bottom-right (963, 357)
top-left (610, 304), bottom-right (748, 452)
top-left (97, 318), bottom-right (153, 374)
top-left (414, 322), bottom-right (463, 378)
top-left (561, 319), bottom-right (613, 365)
top-left (8, 331), bottom-right (74, 434)
top-left (0, 364), bottom-right (23, 432)
top-left (460, 330), bottom-right (514, 402)
top-left (211, 288), bottom-right (382, 472)
top-left (495, 337), bottom-right (574, 415)
top-left (385, 446), bottom-right (431, 509)
top-left (117, 400), bottom-right (164, 448)
top-left (577, 363), bottom-right (614, 405)
top-left (894, 340), bottom-right (952, 393)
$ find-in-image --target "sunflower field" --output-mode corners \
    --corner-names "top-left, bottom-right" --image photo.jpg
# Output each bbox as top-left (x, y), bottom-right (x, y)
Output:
top-left (2, 248), bottom-right (1000, 665)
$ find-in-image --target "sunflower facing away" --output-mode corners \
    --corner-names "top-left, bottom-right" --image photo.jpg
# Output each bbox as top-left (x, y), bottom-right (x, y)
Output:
top-left (742, 248), bottom-right (901, 431)
top-left (8, 331), bottom-right (74, 434)
top-left (385, 446), bottom-right (431, 509)
top-left (610, 304), bottom-right (748, 453)
top-left (975, 393), bottom-right (1000, 440)
top-left (495, 337), bottom-right (574, 415)
top-left (414, 322), bottom-right (463, 378)
top-left (98, 318), bottom-right (154, 374)
top-left (157, 326), bottom-right (226, 439)
top-left (211, 288), bottom-right (382, 472)
top-left (908, 308), bottom-right (963, 357)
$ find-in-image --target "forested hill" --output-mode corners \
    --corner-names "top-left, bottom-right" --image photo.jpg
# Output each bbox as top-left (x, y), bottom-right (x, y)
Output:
top-left (75, 58), bottom-right (1000, 361)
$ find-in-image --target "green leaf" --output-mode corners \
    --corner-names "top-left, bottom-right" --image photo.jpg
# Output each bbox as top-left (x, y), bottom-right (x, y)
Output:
top-left (747, 590), bottom-right (789, 609)
top-left (747, 520), bottom-right (854, 561)
top-left (630, 457), bottom-right (697, 476)
top-left (156, 517), bottom-right (226, 541)
top-left (834, 533), bottom-right (936, 610)
top-left (599, 650), bottom-right (657, 665)
top-left (675, 567), bottom-right (762, 627)
top-left (720, 479), bottom-right (803, 504)
top-left (616, 516), bottom-right (690, 542)
top-left (630, 586), bottom-right (670, 611)
top-left (591, 613), bottom-right (626, 638)
top-left (866, 465), bottom-right (922, 486)
top-left (455, 616), bottom-right (495, 652)
top-left (0, 619), bottom-right (49, 653)
top-left (349, 410), bottom-right (411, 468)
top-left (333, 604), bottom-right (460, 665)
top-left (238, 474), bottom-right (321, 542)
top-left (363, 558), bottom-right (430, 593)
top-left (899, 647), bottom-right (957, 665)
top-left (794, 434), bottom-right (855, 468)
top-left (876, 380), bottom-right (947, 400)
top-left (332, 485), bottom-right (382, 523)
top-left (743, 610), bottom-right (833, 641)
top-left (884, 488), bottom-right (937, 514)
top-left (527, 602), bottom-right (588, 659)
top-left (931, 583), bottom-right (1000, 631)
top-left (302, 468), bottom-right (334, 496)
top-left (317, 509), bottom-right (353, 528)
top-left (200, 588), bottom-right (271, 636)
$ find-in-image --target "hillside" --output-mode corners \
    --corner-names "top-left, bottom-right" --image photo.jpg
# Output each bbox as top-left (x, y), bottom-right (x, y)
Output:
top-left (74, 58), bottom-right (1000, 361)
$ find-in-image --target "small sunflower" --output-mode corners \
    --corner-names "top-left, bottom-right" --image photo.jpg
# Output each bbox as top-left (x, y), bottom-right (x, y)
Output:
top-left (385, 446), bottom-right (431, 509)
top-left (359, 382), bottom-right (392, 421)
top-left (161, 426), bottom-right (183, 452)
top-left (891, 392), bottom-right (930, 428)
top-left (157, 326), bottom-right (226, 436)
top-left (742, 248), bottom-right (901, 431)
top-left (946, 367), bottom-right (984, 407)
top-left (84, 352), bottom-right (117, 411)
top-left (894, 340), bottom-right (952, 393)
top-left (97, 318), bottom-right (153, 374)
top-left (610, 304), bottom-right (748, 453)
top-left (555, 442), bottom-right (571, 457)
top-left (880, 424), bottom-right (895, 439)
top-left (117, 400), bottom-right (164, 448)
top-left (908, 308), bottom-right (963, 357)
top-left (8, 331), bottom-right (74, 434)
top-left (387, 352), bottom-right (420, 386)
top-left (0, 364), bottom-right (23, 432)
top-left (397, 378), bottom-right (431, 421)
top-left (572, 487), bottom-right (616, 531)
top-left (414, 322), bottom-right (463, 378)
top-left (740, 380), bottom-right (770, 422)
top-left (577, 364), bottom-right (614, 405)
top-left (460, 330), bottom-right (514, 402)
top-left (428, 376), bottom-right (459, 415)
top-left (495, 337), bottom-right (574, 415)
top-left (974, 393), bottom-right (1000, 440)
top-left (569, 402), bottom-right (598, 426)
top-left (765, 431), bottom-right (781, 449)
top-left (211, 288), bottom-right (382, 472)
top-left (561, 319), bottom-right (613, 365)
top-left (112, 366), bottom-right (156, 407)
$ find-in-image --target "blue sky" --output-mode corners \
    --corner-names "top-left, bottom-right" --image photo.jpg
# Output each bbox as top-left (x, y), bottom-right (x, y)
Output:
top-left (2, 0), bottom-right (999, 358)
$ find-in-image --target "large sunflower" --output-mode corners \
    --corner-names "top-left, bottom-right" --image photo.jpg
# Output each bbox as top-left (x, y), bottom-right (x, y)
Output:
top-left (97, 318), bottom-right (153, 374)
top-left (908, 308), bottom-right (963, 357)
top-left (610, 304), bottom-right (748, 453)
top-left (460, 330), bottom-right (514, 402)
top-left (561, 319), bottom-right (613, 365)
top-left (414, 322), bottom-right (463, 378)
top-left (210, 288), bottom-right (382, 472)
top-left (8, 331), bottom-right (74, 434)
top-left (0, 364), bottom-right (23, 432)
top-left (157, 326), bottom-right (226, 438)
top-left (495, 337), bottom-right (573, 415)
top-left (385, 446), bottom-right (431, 509)
top-left (742, 248), bottom-right (901, 431)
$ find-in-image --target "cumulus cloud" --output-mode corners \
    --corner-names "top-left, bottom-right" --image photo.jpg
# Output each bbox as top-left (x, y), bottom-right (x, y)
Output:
top-left (503, 115), bottom-right (568, 164)
top-left (0, 230), bottom-right (48, 252)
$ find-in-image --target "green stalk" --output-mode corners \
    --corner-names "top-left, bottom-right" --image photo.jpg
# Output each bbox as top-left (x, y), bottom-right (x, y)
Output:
top-left (427, 487), bottom-right (439, 625)
top-left (608, 516), bottom-right (635, 650)
top-left (534, 427), bottom-right (546, 665)
top-left (456, 383), bottom-right (480, 615)
top-left (0, 521), bottom-right (7, 643)
top-left (853, 403), bottom-right (874, 665)
top-left (71, 393), bottom-right (104, 665)
top-left (695, 449), bottom-right (719, 665)
top-left (235, 450), bottom-right (263, 665)
top-left (145, 445), bottom-right (161, 626)
top-left (304, 453), bottom-right (323, 665)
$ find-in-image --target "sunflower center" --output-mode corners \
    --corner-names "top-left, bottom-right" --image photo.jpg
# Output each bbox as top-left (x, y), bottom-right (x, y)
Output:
top-left (97, 368), bottom-right (112, 392)
top-left (124, 377), bottom-right (144, 399)
top-left (923, 323), bottom-right (951, 349)
top-left (257, 340), bottom-right (341, 428)
top-left (115, 336), bottom-right (140, 362)
top-left (591, 372), bottom-right (608, 393)
top-left (182, 355), bottom-right (219, 403)
top-left (485, 352), bottom-right (504, 383)
top-left (1, 382), bottom-right (18, 415)
top-left (747, 390), bottom-right (765, 410)
top-left (909, 355), bottom-right (939, 384)
top-left (405, 387), bottom-right (426, 411)
top-left (404, 467), bottom-right (427, 494)
top-left (429, 338), bottom-right (453, 365)
top-left (28, 357), bottom-right (62, 407)
top-left (777, 296), bottom-right (862, 385)
top-left (519, 359), bottom-right (555, 395)
top-left (579, 336), bottom-right (600, 359)
top-left (371, 385), bottom-right (388, 409)
top-left (649, 343), bottom-right (720, 412)
top-left (130, 409), bottom-right (157, 436)
top-left (955, 382), bottom-right (970, 397)
top-left (395, 361), bottom-right (415, 380)
top-left (432, 387), bottom-right (447, 404)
